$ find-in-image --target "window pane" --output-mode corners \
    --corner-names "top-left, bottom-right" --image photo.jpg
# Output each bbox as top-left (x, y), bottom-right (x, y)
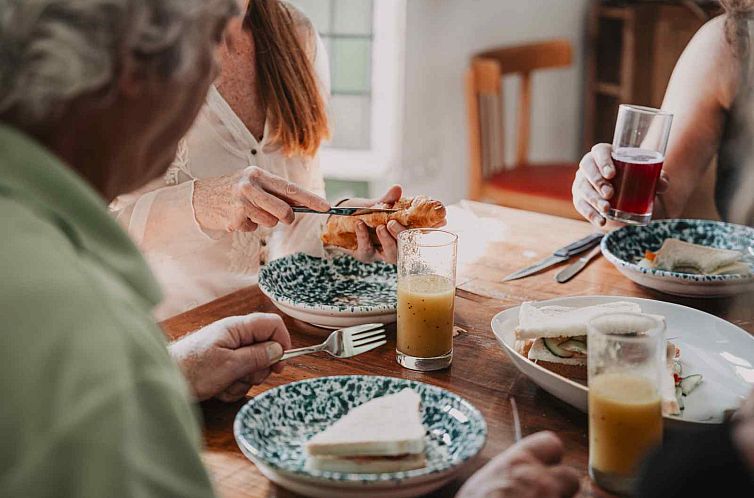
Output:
top-left (328, 95), bottom-right (371, 149)
top-left (333, 0), bottom-right (373, 36)
top-left (287, 0), bottom-right (331, 33)
top-left (331, 38), bottom-right (371, 94)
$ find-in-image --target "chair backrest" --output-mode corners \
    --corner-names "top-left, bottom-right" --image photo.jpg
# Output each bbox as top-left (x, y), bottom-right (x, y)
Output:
top-left (466, 39), bottom-right (572, 197)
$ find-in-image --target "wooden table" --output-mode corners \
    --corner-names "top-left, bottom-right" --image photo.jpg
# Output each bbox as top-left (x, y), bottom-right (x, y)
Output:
top-left (161, 202), bottom-right (754, 498)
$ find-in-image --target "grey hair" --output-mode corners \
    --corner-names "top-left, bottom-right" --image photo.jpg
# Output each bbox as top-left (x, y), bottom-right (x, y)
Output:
top-left (0, 0), bottom-right (238, 126)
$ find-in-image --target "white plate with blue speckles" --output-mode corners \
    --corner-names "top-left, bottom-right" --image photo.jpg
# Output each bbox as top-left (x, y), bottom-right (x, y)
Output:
top-left (234, 375), bottom-right (487, 498)
top-left (492, 295), bottom-right (754, 427)
top-left (259, 253), bottom-right (397, 328)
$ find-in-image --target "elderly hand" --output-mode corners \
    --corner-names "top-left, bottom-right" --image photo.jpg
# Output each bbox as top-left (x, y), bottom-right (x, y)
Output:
top-left (168, 313), bottom-right (292, 402)
top-left (339, 184), bottom-right (407, 264)
top-left (193, 166), bottom-right (330, 233)
top-left (456, 432), bottom-right (581, 498)
top-left (573, 143), bottom-right (670, 227)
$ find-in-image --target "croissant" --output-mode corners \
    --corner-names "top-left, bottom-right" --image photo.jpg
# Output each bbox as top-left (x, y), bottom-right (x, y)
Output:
top-left (321, 196), bottom-right (447, 251)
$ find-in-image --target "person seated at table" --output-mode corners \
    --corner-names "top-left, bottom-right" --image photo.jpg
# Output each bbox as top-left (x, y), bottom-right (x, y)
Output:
top-left (573, 0), bottom-right (753, 227)
top-left (112, 0), bottom-right (406, 319)
top-left (0, 2), bottom-right (578, 497)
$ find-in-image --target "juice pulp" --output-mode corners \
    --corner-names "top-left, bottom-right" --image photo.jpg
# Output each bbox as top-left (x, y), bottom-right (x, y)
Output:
top-left (610, 148), bottom-right (664, 215)
top-left (589, 373), bottom-right (663, 476)
top-left (397, 274), bottom-right (454, 358)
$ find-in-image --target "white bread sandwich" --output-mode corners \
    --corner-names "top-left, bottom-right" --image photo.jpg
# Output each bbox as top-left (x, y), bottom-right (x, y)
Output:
top-left (305, 388), bottom-right (427, 473)
top-left (515, 301), bottom-right (641, 380)
top-left (639, 238), bottom-right (751, 276)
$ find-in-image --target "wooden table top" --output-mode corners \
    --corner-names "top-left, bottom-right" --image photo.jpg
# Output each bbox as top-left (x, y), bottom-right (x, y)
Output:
top-left (160, 201), bottom-right (754, 498)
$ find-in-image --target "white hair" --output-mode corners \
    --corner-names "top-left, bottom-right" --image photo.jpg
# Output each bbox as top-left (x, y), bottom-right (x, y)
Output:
top-left (0, 0), bottom-right (237, 125)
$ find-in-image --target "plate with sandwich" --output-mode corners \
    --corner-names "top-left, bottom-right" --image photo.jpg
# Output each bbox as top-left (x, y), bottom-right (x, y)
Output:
top-left (233, 375), bottom-right (486, 498)
top-left (491, 296), bottom-right (754, 427)
top-left (601, 219), bottom-right (754, 297)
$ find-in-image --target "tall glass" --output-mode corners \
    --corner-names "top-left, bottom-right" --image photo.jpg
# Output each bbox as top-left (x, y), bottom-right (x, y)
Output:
top-left (396, 229), bottom-right (457, 371)
top-left (587, 312), bottom-right (666, 496)
top-left (608, 105), bottom-right (673, 225)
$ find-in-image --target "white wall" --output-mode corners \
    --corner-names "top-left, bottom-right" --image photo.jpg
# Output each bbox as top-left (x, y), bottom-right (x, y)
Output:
top-left (382, 0), bottom-right (591, 204)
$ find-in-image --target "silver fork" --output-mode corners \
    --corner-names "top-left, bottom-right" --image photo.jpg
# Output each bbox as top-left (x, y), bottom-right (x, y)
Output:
top-left (277, 323), bottom-right (386, 362)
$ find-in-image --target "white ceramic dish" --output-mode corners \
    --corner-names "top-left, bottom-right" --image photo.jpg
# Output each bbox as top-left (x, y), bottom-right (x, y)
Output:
top-left (491, 295), bottom-right (754, 427)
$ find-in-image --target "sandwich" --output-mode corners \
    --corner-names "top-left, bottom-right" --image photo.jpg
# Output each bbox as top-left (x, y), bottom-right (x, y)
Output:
top-left (304, 388), bottom-right (427, 473)
top-left (321, 196), bottom-right (446, 251)
top-left (639, 238), bottom-right (751, 276)
top-left (514, 301), bottom-right (699, 415)
top-left (515, 301), bottom-right (642, 381)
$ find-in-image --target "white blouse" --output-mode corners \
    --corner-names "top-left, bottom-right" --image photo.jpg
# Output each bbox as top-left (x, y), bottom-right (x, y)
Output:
top-left (113, 32), bottom-right (330, 320)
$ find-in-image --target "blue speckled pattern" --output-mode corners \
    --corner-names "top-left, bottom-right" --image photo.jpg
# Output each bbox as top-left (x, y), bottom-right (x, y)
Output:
top-left (601, 219), bottom-right (754, 282)
top-left (258, 253), bottom-right (397, 313)
top-left (233, 375), bottom-right (487, 484)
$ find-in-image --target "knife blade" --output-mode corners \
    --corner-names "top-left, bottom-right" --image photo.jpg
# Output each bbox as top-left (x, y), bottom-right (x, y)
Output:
top-left (502, 232), bottom-right (604, 282)
top-left (292, 206), bottom-right (400, 216)
top-left (555, 245), bottom-right (602, 283)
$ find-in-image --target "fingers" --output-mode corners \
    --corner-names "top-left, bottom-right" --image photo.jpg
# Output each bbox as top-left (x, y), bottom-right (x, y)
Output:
top-left (231, 341), bottom-right (283, 381)
top-left (237, 177), bottom-right (295, 225)
top-left (656, 170), bottom-right (670, 194)
top-left (251, 166), bottom-right (330, 212)
top-left (548, 465), bottom-right (581, 497)
top-left (377, 184), bottom-right (403, 204)
top-left (514, 431), bottom-right (565, 466)
top-left (572, 174), bottom-right (608, 227)
top-left (224, 313), bottom-right (293, 351)
top-left (375, 220), bottom-right (405, 264)
top-left (590, 143), bottom-right (615, 179)
top-left (354, 221), bottom-right (377, 262)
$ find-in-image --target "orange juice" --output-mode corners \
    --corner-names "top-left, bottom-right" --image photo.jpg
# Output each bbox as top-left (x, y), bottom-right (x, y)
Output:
top-left (589, 373), bottom-right (663, 477)
top-left (397, 274), bottom-right (454, 358)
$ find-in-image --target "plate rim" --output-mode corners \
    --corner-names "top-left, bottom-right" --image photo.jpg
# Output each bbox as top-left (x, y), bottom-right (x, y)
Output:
top-left (233, 374), bottom-right (488, 484)
top-left (258, 253), bottom-right (398, 314)
top-left (601, 219), bottom-right (754, 283)
top-left (490, 294), bottom-right (754, 425)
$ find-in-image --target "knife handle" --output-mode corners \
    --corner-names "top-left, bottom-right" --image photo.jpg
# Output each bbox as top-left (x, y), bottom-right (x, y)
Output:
top-left (553, 232), bottom-right (604, 258)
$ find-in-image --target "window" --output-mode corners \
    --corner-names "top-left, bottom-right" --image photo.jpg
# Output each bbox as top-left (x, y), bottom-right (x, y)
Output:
top-left (288, 0), bottom-right (406, 181)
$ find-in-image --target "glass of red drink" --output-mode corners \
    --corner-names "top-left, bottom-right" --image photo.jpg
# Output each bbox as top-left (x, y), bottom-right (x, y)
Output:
top-left (608, 105), bottom-right (673, 225)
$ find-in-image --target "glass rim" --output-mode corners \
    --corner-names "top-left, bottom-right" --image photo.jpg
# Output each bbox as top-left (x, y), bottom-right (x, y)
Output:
top-left (618, 104), bottom-right (673, 118)
top-left (398, 228), bottom-right (458, 248)
top-left (587, 312), bottom-right (665, 343)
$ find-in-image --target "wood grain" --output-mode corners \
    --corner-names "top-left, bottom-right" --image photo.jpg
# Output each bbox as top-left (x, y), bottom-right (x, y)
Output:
top-left (161, 202), bottom-right (753, 498)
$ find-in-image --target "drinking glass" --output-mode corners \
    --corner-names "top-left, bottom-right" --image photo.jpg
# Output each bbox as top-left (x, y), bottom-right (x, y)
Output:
top-left (608, 104), bottom-right (673, 225)
top-left (587, 312), bottom-right (666, 496)
top-left (396, 229), bottom-right (457, 371)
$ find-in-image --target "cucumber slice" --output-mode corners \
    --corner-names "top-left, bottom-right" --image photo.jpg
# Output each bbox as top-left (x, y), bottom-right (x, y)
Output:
top-left (680, 374), bottom-right (703, 396)
top-left (543, 338), bottom-right (574, 358)
top-left (675, 386), bottom-right (685, 411)
top-left (559, 339), bottom-right (587, 355)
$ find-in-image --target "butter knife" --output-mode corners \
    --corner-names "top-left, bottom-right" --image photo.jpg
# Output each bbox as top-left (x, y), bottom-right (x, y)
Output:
top-left (555, 245), bottom-right (602, 283)
top-left (502, 232), bottom-right (604, 282)
top-left (292, 206), bottom-right (399, 216)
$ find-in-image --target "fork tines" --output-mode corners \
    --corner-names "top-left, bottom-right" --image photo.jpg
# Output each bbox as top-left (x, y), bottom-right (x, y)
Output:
top-left (345, 323), bottom-right (387, 353)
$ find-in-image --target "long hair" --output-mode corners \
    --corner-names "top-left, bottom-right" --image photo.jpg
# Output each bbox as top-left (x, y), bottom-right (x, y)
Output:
top-left (245, 0), bottom-right (329, 157)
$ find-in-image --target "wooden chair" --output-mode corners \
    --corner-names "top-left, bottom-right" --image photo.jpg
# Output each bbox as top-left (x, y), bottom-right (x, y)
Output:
top-left (465, 39), bottom-right (580, 219)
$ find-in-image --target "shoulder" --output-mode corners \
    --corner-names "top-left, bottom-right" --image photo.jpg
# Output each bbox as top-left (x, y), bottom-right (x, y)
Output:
top-left (676, 15), bottom-right (739, 109)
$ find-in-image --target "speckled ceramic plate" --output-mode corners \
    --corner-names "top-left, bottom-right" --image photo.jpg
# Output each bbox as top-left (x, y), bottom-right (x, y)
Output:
top-left (601, 219), bottom-right (754, 297)
top-left (234, 375), bottom-right (487, 498)
top-left (492, 296), bottom-right (754, 428)
top-left (258, 253), bottom-right (397, 328)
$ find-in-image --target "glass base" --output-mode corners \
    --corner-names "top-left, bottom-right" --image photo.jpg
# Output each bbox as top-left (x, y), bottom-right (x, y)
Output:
top-left (589, 466), bottom-right (636, 497)
top-left (396, 350), bottom-right (452, 371)
top-left (607, 208), bottom-right (651, 226)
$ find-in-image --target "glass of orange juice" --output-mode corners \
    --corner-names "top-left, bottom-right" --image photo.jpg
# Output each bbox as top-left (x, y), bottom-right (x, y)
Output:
top-left (396, 229), bottom-right (458, 371)
top-left (587, 312), bottom-right (666, 496)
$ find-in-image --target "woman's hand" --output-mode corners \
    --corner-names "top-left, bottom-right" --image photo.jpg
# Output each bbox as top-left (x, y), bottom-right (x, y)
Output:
top-left (573, 144), bottom-right (669, 227)
top-left (168, 313), bottom-right (292, 402)
top-left (193, 166), bottom-right (330, 233)
top-left (340, 185), bottom-right (407, 264)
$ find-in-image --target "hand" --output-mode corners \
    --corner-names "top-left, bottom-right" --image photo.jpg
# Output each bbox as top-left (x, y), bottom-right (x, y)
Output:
top-left (193, 166), bottom-right (330, 232)
top-left (733, 389), bottom-right (754, 473)
top-left (340, 184), bottom-right (407, 264)
top-left (168, 313), bottom-right (292, 402)
top-left (573, 144), bottom-right (669, 227)
top-left (456, 432), bottom-right (580, 498)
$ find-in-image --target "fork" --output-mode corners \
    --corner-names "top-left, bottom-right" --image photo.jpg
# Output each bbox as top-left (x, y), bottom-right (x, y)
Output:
top-left (276, 323), bottom-right (387, 362)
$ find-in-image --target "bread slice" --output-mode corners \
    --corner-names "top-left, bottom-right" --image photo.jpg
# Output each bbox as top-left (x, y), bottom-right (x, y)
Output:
top-left (524, 339), bottom-right (587, 381)
top-left (515, 301), bottom-right (642, 340)
top-left (305, 389), bottom-right (426, 458)
top-left (651, 238), bottom-right (749, 275)
top-left (306, 453), bottom-right (427, 473)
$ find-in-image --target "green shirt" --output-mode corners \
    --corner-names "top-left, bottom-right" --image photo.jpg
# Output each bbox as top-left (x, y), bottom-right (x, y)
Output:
top-left (0, 124), bottom-right (216, 498)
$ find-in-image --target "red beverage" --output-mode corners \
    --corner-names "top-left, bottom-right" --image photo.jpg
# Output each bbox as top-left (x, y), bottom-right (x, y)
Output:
top-left (610, 148), bottom-right (664, 216)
